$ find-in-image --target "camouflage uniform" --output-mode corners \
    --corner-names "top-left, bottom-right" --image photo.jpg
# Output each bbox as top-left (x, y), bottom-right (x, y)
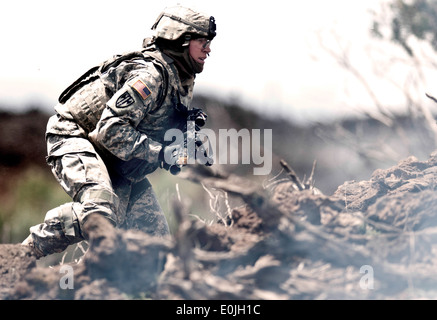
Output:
top-left (22, 5), bottom-right (216, 257)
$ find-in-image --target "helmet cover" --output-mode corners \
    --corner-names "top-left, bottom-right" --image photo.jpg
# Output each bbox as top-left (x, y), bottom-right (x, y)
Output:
top-left (151, 6), bottom-right (216, 41)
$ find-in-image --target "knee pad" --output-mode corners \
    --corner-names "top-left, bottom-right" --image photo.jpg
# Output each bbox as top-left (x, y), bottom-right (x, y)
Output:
top-left (43, 202), bottom-right (82, 240)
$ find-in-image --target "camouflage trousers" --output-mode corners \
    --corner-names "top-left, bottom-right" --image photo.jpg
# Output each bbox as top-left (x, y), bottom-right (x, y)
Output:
top-left (27, 134), bottom-right (170, 256)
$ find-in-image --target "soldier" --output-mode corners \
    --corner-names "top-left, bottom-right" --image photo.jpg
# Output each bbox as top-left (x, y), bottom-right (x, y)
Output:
top-left (21, 5), bottom-right (216, 258)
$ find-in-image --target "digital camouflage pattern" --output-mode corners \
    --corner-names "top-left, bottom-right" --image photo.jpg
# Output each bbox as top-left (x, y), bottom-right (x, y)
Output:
top-left (152, 5), bottom-right (216, 41)
top-left (23, 4), bottom-right (216, 258)
top-left (24, 40), bottom-right (197, 258)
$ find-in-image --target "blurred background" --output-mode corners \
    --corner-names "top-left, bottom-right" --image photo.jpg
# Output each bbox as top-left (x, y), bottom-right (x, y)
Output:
top-left (2, 0), bottom-right (437, 245)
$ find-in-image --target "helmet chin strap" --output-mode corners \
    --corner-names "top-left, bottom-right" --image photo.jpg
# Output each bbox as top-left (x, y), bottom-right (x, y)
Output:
top-left (182, 34), bottom-right (191, 47)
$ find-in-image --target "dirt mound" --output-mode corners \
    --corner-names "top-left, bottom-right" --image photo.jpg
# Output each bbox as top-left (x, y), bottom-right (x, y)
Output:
top-left (0, 244), bottom-right (36, 299)
top-left (3, 151), bottom-right (437, 299)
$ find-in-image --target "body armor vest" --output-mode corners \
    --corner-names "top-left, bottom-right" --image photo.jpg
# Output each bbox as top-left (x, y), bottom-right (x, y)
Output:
top-left (55, 47), bottom-right (192, 135)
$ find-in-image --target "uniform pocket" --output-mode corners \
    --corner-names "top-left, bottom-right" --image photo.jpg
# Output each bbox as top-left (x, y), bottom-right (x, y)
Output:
top-left (47, 137), bottom-right (96, 158)
top-left (49, 153), bottom-right (87, 198)
top-left (46, 136), bottom-right (109, 199)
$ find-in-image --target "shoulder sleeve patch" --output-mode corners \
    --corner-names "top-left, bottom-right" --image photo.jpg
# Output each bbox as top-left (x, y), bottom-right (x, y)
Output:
top-left (116, 91), bottom-right (134, 108)
top-left (131, 79), bottom-right (152, 100)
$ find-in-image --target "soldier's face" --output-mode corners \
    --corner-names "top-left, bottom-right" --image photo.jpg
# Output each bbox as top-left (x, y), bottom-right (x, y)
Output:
top-left (189, 38), bottom-right (212, 65)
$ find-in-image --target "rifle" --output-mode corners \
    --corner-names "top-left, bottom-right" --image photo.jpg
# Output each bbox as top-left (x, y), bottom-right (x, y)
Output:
top-left (169, 106), bottom-right (214, 175)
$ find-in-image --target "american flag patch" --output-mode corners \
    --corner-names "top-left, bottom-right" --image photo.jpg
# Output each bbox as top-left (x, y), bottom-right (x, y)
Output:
top-left (132, 79), bottom-right (152, 100)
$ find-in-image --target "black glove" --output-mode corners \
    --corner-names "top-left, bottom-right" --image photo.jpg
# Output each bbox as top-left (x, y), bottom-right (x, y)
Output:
top-left (193, 132), bottom-right (214, 167)
top-left (159, 143), bottom-right (187, 175)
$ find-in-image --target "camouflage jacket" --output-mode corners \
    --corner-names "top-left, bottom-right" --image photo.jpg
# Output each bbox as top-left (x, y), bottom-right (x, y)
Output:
top-left (47, 44), bottom-right (194, 180)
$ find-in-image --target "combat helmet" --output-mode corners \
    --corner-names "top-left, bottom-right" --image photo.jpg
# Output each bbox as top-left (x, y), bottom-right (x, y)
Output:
top-left (151, 5), bottom-right (216, 42)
